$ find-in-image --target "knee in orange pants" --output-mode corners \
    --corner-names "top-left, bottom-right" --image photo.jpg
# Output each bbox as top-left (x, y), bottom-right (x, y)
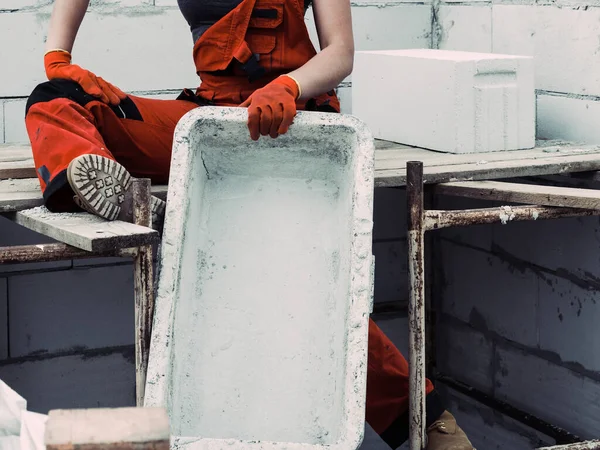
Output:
top-left (25, 79), bottom-right (197, 212)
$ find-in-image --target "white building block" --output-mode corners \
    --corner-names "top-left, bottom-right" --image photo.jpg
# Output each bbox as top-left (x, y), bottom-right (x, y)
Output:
top-left (537, 94), bottom-right (600, 144)
top-left (45, 408), bottom-right (169, 450)
top-left (373, 240), bottom-right (408, 304)
top-left (1, 10), bottom-right (198, 98)
top-left (352, 49), bottom-right (535, 153)
top-left (437, 321), bottom-right (495, 394)
top-left (440, 238), bottom-right (539, 347)
top-left (8, 266), bottom-right (134, 358)
top-left (437, 6), bottom-right (492, 53)
top-left (0, 101), bottom-right (4, 144)
top-left (4, 100), bottom-right (28, 144)
top-left (493, 5), bottom-right (600, 97)
top-left (496, 345), bottom-right (600, 439)
top-left (335, 85), bottom-right (352, 115)
top-left (538, 273), bottom-right (600, 372)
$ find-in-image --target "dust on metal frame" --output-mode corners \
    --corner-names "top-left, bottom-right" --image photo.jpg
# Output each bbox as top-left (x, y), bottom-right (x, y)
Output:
top-left (405, 161), bottom-right (600, 450)
top-left (0, 178), bottom-right (156, 407)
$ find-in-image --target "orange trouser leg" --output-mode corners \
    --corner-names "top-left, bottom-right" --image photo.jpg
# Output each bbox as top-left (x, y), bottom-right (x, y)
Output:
top-left (24, 79), bottom-right (198, 211)
top-left (366, 318), bottom-right (445, 448)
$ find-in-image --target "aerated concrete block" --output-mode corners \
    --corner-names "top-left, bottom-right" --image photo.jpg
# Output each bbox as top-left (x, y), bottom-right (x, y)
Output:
top-left (145, 107), bottom-right (375, 449)
top-left (45, 408), bottom-right (169, 450)
top-left (352, 49), bottom-right (535, 153)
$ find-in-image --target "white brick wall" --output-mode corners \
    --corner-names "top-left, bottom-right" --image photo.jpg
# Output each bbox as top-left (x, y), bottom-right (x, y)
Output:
top-left (537, 94), bottom-right (600, 143)
top-left (0, 1), bottom-right (432, 141)
top-left (436, 320), bottom-right (495, 395)
top-left (3, 100), bottom-right (27, 144)
top-left (496, 345), bottom-right (600, 439)
top-left (0, 102), bottom-right (4, 144)
top-left (440, 238), bottom-right (540, 347)
top-left (437, 2), bottom-right (600, 146)
top-left (437, 5), bottom-right (492, 52)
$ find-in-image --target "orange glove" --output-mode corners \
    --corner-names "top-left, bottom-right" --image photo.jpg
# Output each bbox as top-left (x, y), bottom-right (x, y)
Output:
top-left (240, 75), bottom-right (300, 141)
top-left (44, 50), bottom-right (127, 106)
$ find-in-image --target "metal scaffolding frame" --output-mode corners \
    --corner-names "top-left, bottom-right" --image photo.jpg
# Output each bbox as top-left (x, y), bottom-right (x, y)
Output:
top-left (406, 161), bottom-right (600, 450)
top-left (0, 178), bottom-right (157, 407)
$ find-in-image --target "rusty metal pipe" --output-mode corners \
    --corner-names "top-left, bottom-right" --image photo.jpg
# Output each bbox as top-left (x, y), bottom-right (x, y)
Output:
top-left (132, 178), bottom-right (155, 407)
top-left (407, 161), bottom-right (426, 450)
top-left (0, 243), bottom-right (137, 264)
top-left (423, 205), bottom-right (598, 231)
top-left (0, 243), bottom-right (94, 263)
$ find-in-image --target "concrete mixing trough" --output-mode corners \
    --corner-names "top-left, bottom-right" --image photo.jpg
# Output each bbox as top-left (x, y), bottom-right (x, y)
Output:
top-left (144, 107), bottom-right (375, 450)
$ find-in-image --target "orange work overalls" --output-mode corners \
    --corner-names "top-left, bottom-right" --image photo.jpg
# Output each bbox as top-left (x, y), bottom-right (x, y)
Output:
top-left (23, 0), bottom-right (443, 446)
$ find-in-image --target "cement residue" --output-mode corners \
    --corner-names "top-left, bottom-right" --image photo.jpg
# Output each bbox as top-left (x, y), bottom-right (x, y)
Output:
top-left (170, 173), bottom-right (351, 444)
top-left (499, 206), bottom-right (516, 224)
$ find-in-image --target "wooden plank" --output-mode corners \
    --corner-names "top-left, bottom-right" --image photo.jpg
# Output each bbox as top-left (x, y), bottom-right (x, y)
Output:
top-left (0, 178), bottom-right (168, 212)
top-left (45, 407), bottom-right (169, 450)
top-left (0, 243), bottom-right (132, 263)
top-left (436, 180), bottom-right (600, 209)
top-left (0, 145), bottom-right (36, 179)
top-left (374, 140), bottom-right (600, 165)
top-left (0, 178), bottom-right (43, 212)
top-left (4, 207), bottom-right (159, 252)
top-left (7, 140), bottom-right (600, 188)
top-left (375, 152), bottom-right (600, 187)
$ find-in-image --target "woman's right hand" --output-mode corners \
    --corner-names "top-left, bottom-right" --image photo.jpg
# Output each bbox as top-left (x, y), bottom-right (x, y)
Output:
top-left (44, 50), bottom-right (127, 106)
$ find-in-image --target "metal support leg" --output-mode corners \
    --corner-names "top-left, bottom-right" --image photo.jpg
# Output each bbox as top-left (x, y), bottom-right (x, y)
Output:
top-left (132, 178), bottom-right (155, 407)
top-left (407, 161), bottom-right (426, 450)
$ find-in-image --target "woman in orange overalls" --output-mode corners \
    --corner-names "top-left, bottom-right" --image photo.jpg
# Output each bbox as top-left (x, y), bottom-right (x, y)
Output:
top-left (24, 1), bottom-right (473, 448)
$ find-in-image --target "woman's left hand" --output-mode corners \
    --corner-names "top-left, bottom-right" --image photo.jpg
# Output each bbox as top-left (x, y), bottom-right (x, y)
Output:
top-left (240, 75), bottom-right (300, 140)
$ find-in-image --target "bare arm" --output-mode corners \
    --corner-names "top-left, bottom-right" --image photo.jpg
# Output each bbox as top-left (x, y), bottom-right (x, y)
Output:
top-left (45, 0), bottom-right (90, 52)
top-left (287, 0), bottom-right (354, 100)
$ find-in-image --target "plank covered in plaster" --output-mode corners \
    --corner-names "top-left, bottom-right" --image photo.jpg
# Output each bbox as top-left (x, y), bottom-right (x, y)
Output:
top-left (437, 180), bottom-right (600, 209)
top-left (45, 408), bottom-right (169, 450)
top-left (6, 141), bottom-right (600, 189)
top-left (375, 141), bottom-right (600, 186)
top-left (0, 178), bottom-right (43, 212)
top-left (5, 207), bottom-right (158, 252)
top-left (0, 178), bottom-right (167, 212)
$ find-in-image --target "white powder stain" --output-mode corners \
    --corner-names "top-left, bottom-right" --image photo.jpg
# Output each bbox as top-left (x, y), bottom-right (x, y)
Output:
top-left (170, 175), bottom-right (350, 444)
top-left (499, 205), bottom-right (516, 224)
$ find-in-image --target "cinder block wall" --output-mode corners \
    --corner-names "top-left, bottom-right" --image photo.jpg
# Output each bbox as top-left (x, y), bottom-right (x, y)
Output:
top-left (431, 1), bottom-right (600, 448)
top-left (434, 0), bottom-right (600, 143)
top-left (0, 1), bottom-right (428, 448)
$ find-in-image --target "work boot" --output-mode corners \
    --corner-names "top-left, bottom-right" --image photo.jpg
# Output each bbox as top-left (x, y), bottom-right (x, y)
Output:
top-left (67, 154), bottom-right (166, 230)
top-left (426, 411), bottom-right (474, 450)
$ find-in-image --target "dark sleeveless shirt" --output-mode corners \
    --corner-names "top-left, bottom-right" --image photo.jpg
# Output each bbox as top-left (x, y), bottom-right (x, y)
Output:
top-left (178, 0), bottom-right (313, 43)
